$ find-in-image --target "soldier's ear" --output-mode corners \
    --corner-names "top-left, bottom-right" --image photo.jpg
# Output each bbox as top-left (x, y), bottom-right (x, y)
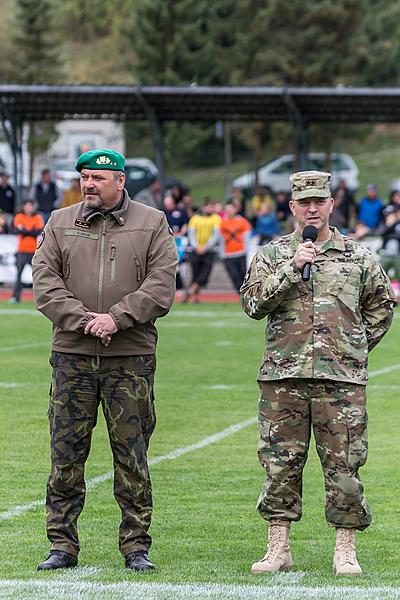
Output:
top-left (289, 200), bottom-right (296, 217)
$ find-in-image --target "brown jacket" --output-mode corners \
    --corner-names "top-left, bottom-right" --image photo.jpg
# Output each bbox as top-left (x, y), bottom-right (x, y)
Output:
top-left (32, 190), bottom-right (178, 356)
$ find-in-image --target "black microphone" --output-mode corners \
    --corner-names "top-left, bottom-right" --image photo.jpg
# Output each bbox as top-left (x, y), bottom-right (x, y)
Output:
top-left (301, 225), bottom-right (318, 281)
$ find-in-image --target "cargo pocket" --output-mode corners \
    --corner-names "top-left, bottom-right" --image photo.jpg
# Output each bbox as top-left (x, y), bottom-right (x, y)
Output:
top-left (347, 414), bottom-right (368, 471)
top-left (257, 418), bottom-right (271, 469)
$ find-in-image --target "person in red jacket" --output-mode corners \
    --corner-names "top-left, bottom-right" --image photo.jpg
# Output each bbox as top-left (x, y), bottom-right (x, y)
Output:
top-left (9, 199), bottom-right (44, 303)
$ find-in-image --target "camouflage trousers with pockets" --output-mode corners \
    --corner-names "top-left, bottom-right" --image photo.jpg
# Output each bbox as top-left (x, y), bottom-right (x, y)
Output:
top-left (257, 378), bottom-right (371, 530)
top-left (46, 351), bottom-right (157, 556)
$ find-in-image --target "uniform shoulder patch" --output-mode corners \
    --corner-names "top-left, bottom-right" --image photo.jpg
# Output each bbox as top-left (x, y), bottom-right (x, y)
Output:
top-left (36, 231), bottom-right (45, 249)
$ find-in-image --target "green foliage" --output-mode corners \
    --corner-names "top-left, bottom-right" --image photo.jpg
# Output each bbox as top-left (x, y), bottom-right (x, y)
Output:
top-left (363, 0), bottom-right (400, 85)
top-left (13, 0), bottom-right (61, 85)
top-left (12, 0), bottom-right (62, 182)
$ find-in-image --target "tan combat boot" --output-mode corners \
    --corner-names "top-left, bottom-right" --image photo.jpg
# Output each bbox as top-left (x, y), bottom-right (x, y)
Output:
top-left (333, 527), bottom-right (362, 575)
top-left (251, 519), bottom-right (293, 573)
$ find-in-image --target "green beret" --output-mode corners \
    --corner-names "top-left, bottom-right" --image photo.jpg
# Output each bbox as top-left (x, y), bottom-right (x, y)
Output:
top-left (75, 149), bottom-right (125, 173)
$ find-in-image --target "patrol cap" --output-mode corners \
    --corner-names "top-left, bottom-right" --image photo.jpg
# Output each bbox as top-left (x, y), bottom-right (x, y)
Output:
top-left (75, 149), bottom-right (125, 173)
top-left (290, 170), bottom-right (331, 201)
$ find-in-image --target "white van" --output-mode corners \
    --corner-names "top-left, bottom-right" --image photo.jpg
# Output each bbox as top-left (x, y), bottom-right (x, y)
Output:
top-left (233, 153), bottom-right (359, 194)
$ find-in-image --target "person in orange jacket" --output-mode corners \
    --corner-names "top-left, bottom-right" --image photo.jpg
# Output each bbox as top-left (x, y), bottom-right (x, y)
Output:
top-left (9, 199), bottom-right (44, 303)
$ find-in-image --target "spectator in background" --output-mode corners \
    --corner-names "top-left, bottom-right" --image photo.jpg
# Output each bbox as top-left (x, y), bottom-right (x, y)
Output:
top-left (251, 186), bottom-right (273, 216)
top-left (275, 191), bottom-right (292, 232)
top-left (163, 195), bottom-right (188, 235)
top-left (330, 189), bottom-right (347, 232)
top-left (163, 195), bottom-right (189, 291)
top-left (387, 189), bottom-right (400, 213)
top-left (170, 183), bottom-right (185, 207)
top-left (9, 199), bottom-right (44, 304)
top-left (230, 186), bottom-right (245, 216)
top-left (252, 202), bottom-right (280, 245)
top-left (135, 177), bottom-right (162, 210)
top-left (332, 178), bottom-right (356, 229)
top-left (181, 193), bottom-right (196, 219)
top-left (0, 209), bottom-right (10, 234)
top-left (61, 177), bottom-right (82, 208)
top-left (212, 200), bottom-right (226, 218)
top-left (379, 204), bottom-right (400, 292)
top-left (357, 184), bottom-right (383, 230)
top-left (0, 172), bottom-right (16, 227)
top-left (32, 168), bottom-right (59, 224)
top-left (185, 198), bottom-right (221, 303)
top-left (220, 200), bottom-right (251, 293)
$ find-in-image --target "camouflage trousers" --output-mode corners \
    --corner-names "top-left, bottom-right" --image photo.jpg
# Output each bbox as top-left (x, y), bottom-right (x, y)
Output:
top-left (46, 351), bottom-right (156, 557)
top-left (257, 378), bottom-right (371, 530)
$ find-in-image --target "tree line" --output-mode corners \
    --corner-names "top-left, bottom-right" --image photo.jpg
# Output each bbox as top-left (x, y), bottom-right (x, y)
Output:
top-left (2, 0), bottom-right (400, 169)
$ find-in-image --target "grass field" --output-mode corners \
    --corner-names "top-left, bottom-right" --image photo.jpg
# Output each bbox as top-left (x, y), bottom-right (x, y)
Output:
top-left (0, 301), bottom-right (399, 599)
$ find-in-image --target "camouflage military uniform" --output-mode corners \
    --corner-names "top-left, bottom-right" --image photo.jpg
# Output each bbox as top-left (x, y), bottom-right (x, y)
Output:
top-left (241, 227), bottom-right (396, 529)
top-left (47, 352), bottom-right (156, 556)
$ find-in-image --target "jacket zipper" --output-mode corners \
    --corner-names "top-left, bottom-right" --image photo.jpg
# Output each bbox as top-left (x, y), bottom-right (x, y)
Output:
top-left (110, 243), bottom-right (116, 281)
top-left (135, 258), bottom-right (141, 282)
top-left (96, 217), bottom-right (107, 355)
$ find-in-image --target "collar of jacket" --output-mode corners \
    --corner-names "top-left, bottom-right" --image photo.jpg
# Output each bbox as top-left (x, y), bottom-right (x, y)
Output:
top-left (81, 189), bottom-right (131, 226)
top-left (290, 226), bottom-right (346, 254)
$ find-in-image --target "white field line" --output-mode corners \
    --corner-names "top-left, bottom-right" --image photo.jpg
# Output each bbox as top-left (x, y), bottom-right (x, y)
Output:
top-left (0, 580), bottom-right (399, 600)
top-left (0, 309), bottom-right (42, 316)
top-left (0, 417), bottom-right (257, 521)
top-left (160, 321), bottom-right (249, 328)
top-left (369, 363), bottom-right (400, 377)
top-left (171, 310), bottom-right (242, 318)
top-left (0, 342), bottom-right (48, 354)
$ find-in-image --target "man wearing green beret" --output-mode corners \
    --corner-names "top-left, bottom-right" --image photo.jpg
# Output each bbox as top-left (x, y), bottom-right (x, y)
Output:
top-left (32, 149), bottom-right (178, 572)
top-left (241, 170), bottom-right (396, 575)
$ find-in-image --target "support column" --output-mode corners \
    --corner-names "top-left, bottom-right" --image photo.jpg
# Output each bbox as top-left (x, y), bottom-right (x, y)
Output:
top-left (224, 121), bottom-right (233, 198)
top-left (134, 90), bottom-right (166, 202)
top-left (0, 103), bottom-right (23, 205)
top-left (283, 91), bottom-right (309, 171)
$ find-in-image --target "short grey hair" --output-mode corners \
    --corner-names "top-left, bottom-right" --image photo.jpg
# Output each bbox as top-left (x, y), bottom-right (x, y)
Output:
top-left (113, 170), bottom-right (124, 181)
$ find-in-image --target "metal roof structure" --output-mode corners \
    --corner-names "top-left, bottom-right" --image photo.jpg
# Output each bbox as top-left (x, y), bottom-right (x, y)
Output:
top-left (2, 84), bottom-right (400, 122)
top-left (2, 84), bottom-right (400, 197)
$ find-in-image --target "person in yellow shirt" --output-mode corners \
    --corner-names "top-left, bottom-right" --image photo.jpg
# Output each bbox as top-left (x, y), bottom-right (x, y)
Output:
top-left (251, 186), bottom-right (273, 215)
top-left (185, 198), bottom-right (221, 303)
top-left (61, 177), bottom-right (82, 208)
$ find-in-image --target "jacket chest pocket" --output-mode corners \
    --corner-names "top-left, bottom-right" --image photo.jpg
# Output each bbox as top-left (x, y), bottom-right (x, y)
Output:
top-left (108, 241), bottom-right (142, 284)
top-left (62, 230), bottom-right (99, 279)
top-left (326, 266), bottom-right (361, 312)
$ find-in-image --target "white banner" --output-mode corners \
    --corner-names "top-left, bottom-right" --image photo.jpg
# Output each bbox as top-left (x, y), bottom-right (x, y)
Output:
top-left (0, 235), bottom-right (32, 284)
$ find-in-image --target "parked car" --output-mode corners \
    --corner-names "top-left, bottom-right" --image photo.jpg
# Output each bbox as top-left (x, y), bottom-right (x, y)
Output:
top-left (50, 161), bottom-right (78, 191)
top-left (233, 153), bottom-right (359, 195)
top-left (124, 158), bottom-right (159, 197)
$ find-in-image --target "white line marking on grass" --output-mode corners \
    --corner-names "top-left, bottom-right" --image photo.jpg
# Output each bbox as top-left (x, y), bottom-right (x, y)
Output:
top-left (369, 364), bottom-right (400, 377)
top-left (0, 580), bottom-right (399, 600)
top-left (0, 342), bottom-right (48, 354)
top-left (215, 340), bottom-right (233, 347)
top-left (0, 382), bottom-right (26, 388)
top-left (0, 417), bottom-right (257, 522)
top-left (160, 321), bottom-right (248, 328)
top-left (0, 499), bottom-right (44, 520)
top-left (0, 309), bottom-right (41, 316)
top-left (171, 310), bottom-right (242, 318)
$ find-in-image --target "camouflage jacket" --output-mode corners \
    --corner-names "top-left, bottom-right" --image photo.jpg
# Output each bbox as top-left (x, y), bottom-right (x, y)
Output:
top-left (240, 228), bottom-right (397, 384)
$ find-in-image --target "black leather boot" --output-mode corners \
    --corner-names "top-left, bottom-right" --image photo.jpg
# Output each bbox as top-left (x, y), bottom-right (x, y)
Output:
top-left (37, 550), bottom-right (78, 571)
top-left (125, 550), bottom-right (154, 571)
